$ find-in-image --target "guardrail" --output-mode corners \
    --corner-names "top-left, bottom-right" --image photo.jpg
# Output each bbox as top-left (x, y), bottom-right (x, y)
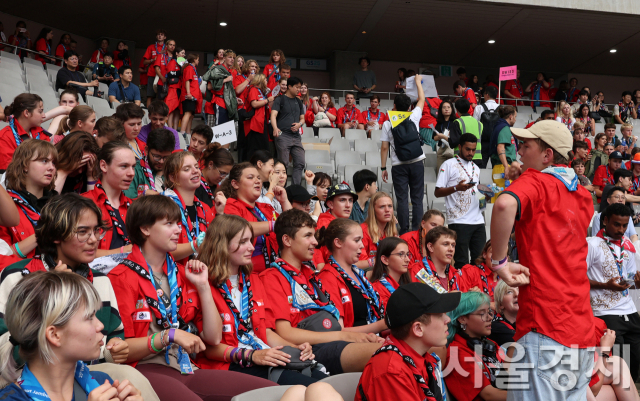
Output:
top-left (1, 43), bottom-right (90, 69)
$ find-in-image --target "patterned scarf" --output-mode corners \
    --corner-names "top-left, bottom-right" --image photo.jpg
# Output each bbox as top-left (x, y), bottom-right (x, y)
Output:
top-left (218, 272), bottom-right (265, 350)
top-left (7, 190), bottom-right (40, 227)
top-left (95, 183), bottom-right (130, 245)
top-left (596, 228), bottom-right (631, 296)
top-left (140, 154), bottom-right (157, 191)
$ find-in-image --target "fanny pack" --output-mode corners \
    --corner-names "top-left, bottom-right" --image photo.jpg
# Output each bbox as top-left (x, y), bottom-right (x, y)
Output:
top-left (267, 346), bottom-right (318, 383)
top-left (296, 310), bottom-right (341, 332)
top-left (167, 70), bottom-right (181, 85)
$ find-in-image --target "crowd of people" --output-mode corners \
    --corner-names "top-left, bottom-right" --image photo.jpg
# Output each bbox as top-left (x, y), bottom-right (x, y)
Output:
top-left (2, 20), bottom-right (640, 401)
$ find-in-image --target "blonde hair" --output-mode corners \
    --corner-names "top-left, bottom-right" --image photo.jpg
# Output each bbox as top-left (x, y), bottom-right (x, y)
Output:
top-left (241, 59), bottom-right (259, 76)
top-left (493, 280), bottom-right (514, 315)
top-left (622, 123), bottom-right (633, 133)
top-left (198, 215), bottom-right (253, 286)
top-left (250, 74), bottom-right (268, 95)
top-left (0, 271), bottom-right (101, 383)
top-left (364, 192), bottom-right (398, 243)
top-left (233, 55), bottom-right (244, 74)
top-left (572, 121), bottom-right (585, 130)
top-left (55, 105), bottom-right (95, 136)
top-left (163, 151), bottom-right (196, 189)
top-left (6, 139), bottom-right (57, 193)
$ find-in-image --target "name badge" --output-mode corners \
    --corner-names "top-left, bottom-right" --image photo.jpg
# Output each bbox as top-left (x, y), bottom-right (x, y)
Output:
top-left (222, 324), bottom-right (232, 333)
top-left (477, 192), bottom-right (486, 211)
top-left (415, 269), bottom-right (448, 294)
top-left (341, 295), bottom-right (350, 303)
top-left (178, 351), bottom-right (194, 375)
top-left (133, 311), bottom-right (152, 322)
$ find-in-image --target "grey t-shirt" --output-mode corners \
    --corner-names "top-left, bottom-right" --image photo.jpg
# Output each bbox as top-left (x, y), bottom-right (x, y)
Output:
top-left (353, 70), bottom-right (377, 97)
top-left (272, 95), bottom-right (304, 135)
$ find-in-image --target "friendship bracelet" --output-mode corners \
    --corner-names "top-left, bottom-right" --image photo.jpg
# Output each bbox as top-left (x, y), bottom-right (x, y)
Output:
top-left (169, 328), bottom-right (175, 344)
top-left (87, 180), bottom-right (97, 186)
top-left (160, 329), bottom-right (168, 348)
top-left (601, 351), bottom-right (610, 360)
top-left (490, 259), bottom-right (508, 272)
top-left (14, 243), bottom-right (26, 259)
top-left (223, 346), bottom-right (232, 362)
top-left (368, 257), bottom-right (375, 269)
top-left (147, 335), bottom-right (155, 353)
top-left (150, 333), bottom-right (163, 353)
top-left (230, 347), bottom-right (240, 364)
top-left (266, 191), bottom-right (274, 198)
top-left (190, 241), bottom-right (197, 254)
top-left (491, 256), bottom-right (508, 266)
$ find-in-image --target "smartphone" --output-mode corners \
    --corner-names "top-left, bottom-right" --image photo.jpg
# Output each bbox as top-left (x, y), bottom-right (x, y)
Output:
top-left (19, 28), bottom-right (26, 33)
top-left (468, 181), bottom-right (476, 185)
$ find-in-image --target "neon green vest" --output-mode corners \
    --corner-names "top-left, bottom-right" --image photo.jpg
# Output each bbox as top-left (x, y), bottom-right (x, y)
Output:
top-left (455, 116), bottom-right (483, 160)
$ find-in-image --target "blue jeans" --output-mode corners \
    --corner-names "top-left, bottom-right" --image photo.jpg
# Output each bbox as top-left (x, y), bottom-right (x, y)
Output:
top-left (506, 332), bottom-right (594, 401)
top-left (391, 160), bottom-right (424, 235)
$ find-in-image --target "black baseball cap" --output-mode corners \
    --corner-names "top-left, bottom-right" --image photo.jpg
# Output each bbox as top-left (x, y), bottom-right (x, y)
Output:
top-left (286, 185), bottom-right (317, 203)
top-left (609, 151), bottom-right (624, 160)
top-left (385, 283), bottom-right (461, 329)
top-left (326, 183), bottom-right (358, 202)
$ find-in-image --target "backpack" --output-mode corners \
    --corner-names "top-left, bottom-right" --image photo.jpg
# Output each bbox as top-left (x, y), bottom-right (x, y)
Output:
top-left (480, 103), bottom-right (500, 160)
top-left (390, 116), bottom-right (423, 162)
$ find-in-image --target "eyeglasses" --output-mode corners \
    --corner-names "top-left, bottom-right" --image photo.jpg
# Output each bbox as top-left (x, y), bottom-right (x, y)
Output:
top-left (390, 251), bottom-right (412, 260)
top-left (214, 164), bottom-right (229, 179)
top-left (75, 227), bottom-right (107, 243)
top-left (149, 153), bottom-right (169, 163)
top-left (610, 195), bottom-right (626, 201)
top-left (470, 310), bottom-right (495, 322)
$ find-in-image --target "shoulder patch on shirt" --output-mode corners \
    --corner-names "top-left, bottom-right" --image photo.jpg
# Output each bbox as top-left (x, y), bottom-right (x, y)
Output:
top-left (222, 324), bottom-right (232, 333)
top-left (342, 295), bottom-right (351, 303)
top-left (133, 311), bottom-right (151, 322)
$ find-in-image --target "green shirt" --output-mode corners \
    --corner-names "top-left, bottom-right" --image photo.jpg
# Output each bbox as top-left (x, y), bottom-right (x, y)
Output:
top-left (491, 126), bottom-right (517, 166)
top-left (124, 159), bottom-right (162, 199)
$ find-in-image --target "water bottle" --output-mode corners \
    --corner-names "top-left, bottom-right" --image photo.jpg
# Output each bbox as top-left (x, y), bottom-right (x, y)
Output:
top-left (493, 172), bottom-right (506, 180)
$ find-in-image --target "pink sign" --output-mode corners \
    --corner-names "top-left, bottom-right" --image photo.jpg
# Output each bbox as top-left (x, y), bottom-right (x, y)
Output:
top-left (499, 65), bottom-right (517, 81)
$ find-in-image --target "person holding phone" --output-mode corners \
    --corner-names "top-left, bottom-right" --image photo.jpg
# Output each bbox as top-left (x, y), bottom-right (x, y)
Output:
top-left (434, 133), bottom-right (485, 268)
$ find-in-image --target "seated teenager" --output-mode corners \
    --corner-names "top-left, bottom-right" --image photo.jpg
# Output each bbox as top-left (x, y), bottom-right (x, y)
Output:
top-left (196, 214), bottom-right (327, 385)
top-left (82, 142), bottom-right (135, 256)
top-left (489, 280), bottom-right (518, 347)
top-left (46, 89), bottom-right (78, 136)
top-left (250, 150), bottom-right (279, 211)
top-left (189, 125), bottom-right (214, 170)
top-left (410, 226), bottom-right (487, 293)
top-left (52, 105), bottom-right (97, 144)
top-left (468, 240), bottom-right (499, 300)
top-left (286, 185), bottom-right (316, 214)
top-left (0, 271), bottom-right (143, 401)
top-left (350, 169), bottom-right (378, 224)
top-left (445, 292), bottom-right (507, 401)
top-left (162, 151), bottom-right (219, 265)
top-left (400, 209), bottom-right (445, 267)
top-left (316, 218), bottom-right (387, 334)
top-left (114, 103), bottom-right (146, 161)
top-left (314, 184), bottom-right (357, 268)
top-left (221, 162), bottom-right (291, 273)
top-left (336, 93), bottom-right (363, 135)
top-left (593, 151), bottom-right (624, 203)
top-left (108, 195), bottom-right (276, 401)
top-left (92, 52), bottom-right (119, 87)
top-left (310, 92), bottom-right (337, 128)
top-left (197, 143), bottom-right (235, 209)
top-left (356, 283), bottom-right (460, 401)
top-left (54, 131), bottom-right (100, 194)
top-left (260, 209), bottom-right (384, 375)
top-left (305, 171), bottom-right (331, 218)
top-left (359, 95), bottom-right (388, 136)
top-left (255, 158), bottom-right (287, 214)
top-left (358, 191), bottom-right (397, 271)
top-left (591, 187), bottom-right (638, 242)
top-left (0, 93), bottom-right (52, 172)
top-left (0, 140), bottom-right (57, 261)
top-left (94, 116), bottom-right (127, 148)
top-left (138, 101), bottom-right (181, 150)
top-left (126, 128), bottom-right (176, 199)
top-left (369, 237), bottom-right (412, 308)
top-left (0, 194), bottom-right (129, 369)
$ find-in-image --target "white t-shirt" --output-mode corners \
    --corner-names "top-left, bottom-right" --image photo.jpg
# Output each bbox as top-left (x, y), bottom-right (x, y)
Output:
top-left (228, 275), bottom-right (270, 350)
top-left (472, 100), bottom-right (499, 121)
top-left (381, 107), bottom-right (425, 166)
top-left (586, 236), bottom-right (637, 316)
top-left (435, 156), bottom-right (484, 225)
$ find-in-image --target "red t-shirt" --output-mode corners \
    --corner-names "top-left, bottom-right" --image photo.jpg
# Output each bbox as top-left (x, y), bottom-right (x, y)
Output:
top-left (504, 80), bottom-right (524, 106)
top-left (400, 230), bottom-right (422, 266)
top-left (34, 38), bottom-right (50, 65)
top-left (259, 259), bottom-right (321, 328)
top-left (337, 106), bottom-right (362, 126)
top-left (90, 48), bottom-right (106, 64)
top-left (179, 64), bottom-right (203, 114)
top-left (138, 59), bottom-right (149, 86)
top-left (0, 120), bottom-right (50, 171)
top-left (592, 165), bottom-right (616, 203)
top-left (233, 73), bottom-right (251, 109)
top-left (143, 43), bottom-right (166, 78)
top-left (445, 334), bottom-right (503, 401)
top-left (461, 88), bottom-right (477, 115)
top-left (371, 274), bottom-right (400, 309)
top-left (317, 106), bottom-right (338, 128)
top-left (244, 86), bottom-right (269, 135)
top-left (0, 193), bottom-right (39, 259)
top-left (55, 44), bottom-right (68, 66)
top-left (360, 223), bottom-right (384, 261)
top-left (263, 63), bottom-right (282, 91)
top-left (107, 246), bottom-right (200, 368)
top-left (112, 50), bottom-right (131, 71)
top-left (356, 335), bottom-right (442, 401)
top-left (206, 64), bottom-right (234, 113)
top-left (171, 192), bottom-right (214, 265)
top-left (359, 108), bottom-right (388, 128)
top-left (419, 98), bottom-right (443, 129)
top-left (81, 187), bottom-right (131, 250)
top-left (313, 212), bottom-right (337, 266)
top-left (567, 87), bottom-right (580, 103)
top-left (408, 259), bottom-right (486, 293)
top-left (195, 273), bottom-right (273, 370)
top-left (502, 168), bottom-right (594, 347)
top-left (224, 198), bottom-right (278, 273)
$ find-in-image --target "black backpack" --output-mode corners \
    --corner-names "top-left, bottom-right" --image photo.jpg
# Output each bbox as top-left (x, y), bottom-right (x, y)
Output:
top-left (480, 103), bottom-right (500, 160)
top-left (390, 116), bottom-right (423, 162)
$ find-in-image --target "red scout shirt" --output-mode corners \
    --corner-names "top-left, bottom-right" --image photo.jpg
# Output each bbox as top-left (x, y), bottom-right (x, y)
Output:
top-left (461, 88), bottom-right (477, 114)
top-left (90, 48), bottom-right (106, 64)
top-left (224, 197), bottom-right (278, 273)
top-left (503, 79), bottom-right (524, 106)
top-left (206, 64), bottom-right (234, 113)
top-left (244, 86), bottom-right (269, 135)
top-left (592, 164), bottom-right (616, 203)
top-left (359, 108), bottom-right (388, 128)
top-left (0, 119), bottom-right (50, 171)
top-left (337, 106), bottom-right (362, 126)
top-left (165, 190), bottom-right (214, 265)
top-left (82, 185), bottom-right (131, 250)
top-left (409, 258), bottom-right (487, 293)
top-left (34, 38), bottom-right (50, 65)
top-left (195, 272), bottom-right (273, 370)
top-left (400, 230), bottom-right (422, 266)
top-left (0, 191), bottom-right (42, 259)
top-left (356, 335), bottom-right (443, 401)
top-left (143, 42), bottom-right (165, 78)
top-left (371, 274), bottom-right (400, 309)
top-left (108, 246), bottom-right (200, 367)
top-left (501, 168), bottom-right (594, 347)
top-left (419, 98), bottom-right (443, 129)
top-left (312, 211), bottom-right (337, 266)
top-left (360, 223), bottom-right (384, 261)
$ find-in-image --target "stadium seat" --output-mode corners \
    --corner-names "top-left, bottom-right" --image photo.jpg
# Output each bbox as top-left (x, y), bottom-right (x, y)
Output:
top-left (370, 129), bottom-right (382, 144)
top-left (518, 105), bottom-right (534, 116)
top-left (305, 161), bottom-right (335, 176)
top-left (423, 153), bottom-right (437, 170)
top-left (318, 128), bottom-right (341, 143)
top-left (142, 108), bottom-right (150, 125)
top-left (22, 58), bottom-right (44, 68)
top-left (319, 373), bottom-right (362, 401)
top-left (345, 129), bottom-right (367, 143)
top-left (379, 99), bottom-right (394, 109)
top-left (0, 51), bottom-right (21, 62)
top-left (230, 386), bottom-right (294, 401)
top-left (424, 166), bottom-right (437, 183)
top-left (425, 182), bottom-right (438, 206)
top-left (329, 137), bottom-right (352, 160)
top-left (301, 137), bottom-right (321, 143)
top-left (87, 96), bottom-right (114, 118)
top-left (355, 140), bottom-right (378, 159)
top-left (305, 149), bottom-right (330, 164)
top-left (301, 125), bottom-right (314, 139)
top-left (365, 151), bottom-right (381, 167)
top-left (344, 164), bottom-right (376, 186)
top-left (98, 83), bottom-right (110, 98)
top-left (513, 119), bottom-right (527, 129)
top-left (480, 169), bottom-right (493, 185)
top-left (335, 150), bottom-right (361, 178)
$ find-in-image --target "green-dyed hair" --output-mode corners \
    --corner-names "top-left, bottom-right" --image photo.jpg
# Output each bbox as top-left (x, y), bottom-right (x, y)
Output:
top-left (446, 292), bottom-right (491, 343)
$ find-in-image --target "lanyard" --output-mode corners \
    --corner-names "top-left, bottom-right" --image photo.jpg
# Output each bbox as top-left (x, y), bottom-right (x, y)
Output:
top-left (7, 190), bottom-right (39, 227)
top-left (155, 42), bottom-right (165, 56)
top-left (249, 205), bottom-right (275, 268)
top-left (455, 156), bottom-right (476, 194)
top-left (19, 361), bottom-right (101, 401)
top-left (634, 175), bottom-right (640, 191)
top-left (343, 107), bottom-right (356, 123)
top-left (421, 257), bottom-right (460, 291)
top-left (603, 237), bottom-right (628, 297)
top-left (165, 190), bottom-right (204, 242)
top-left (606, 166), bottom-right (614, 184)
top-left (379, 274), bottom-right (397, 295)
top-left (367, 110), bottom-right (380, 122)
top-left (9, 116), bottom-right (39, 146)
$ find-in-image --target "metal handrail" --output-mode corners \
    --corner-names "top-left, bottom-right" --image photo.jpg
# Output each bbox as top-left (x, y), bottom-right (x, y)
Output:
top-left (1, 42), bottom-right (90, 69)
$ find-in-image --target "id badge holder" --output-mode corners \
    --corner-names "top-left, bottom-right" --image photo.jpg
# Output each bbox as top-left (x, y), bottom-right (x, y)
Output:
top-left (477, 191), bottom-right (486, 211)
top-left (178, 349), bottom-right (195, 375)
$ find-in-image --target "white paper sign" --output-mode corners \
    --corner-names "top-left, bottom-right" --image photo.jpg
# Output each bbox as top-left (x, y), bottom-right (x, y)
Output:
top-left (89, 252), bottom-right (130, 275)
top-left (405, 75), bottom-right (438, 102)
top-left (212, 121), bottom-right (237, 146)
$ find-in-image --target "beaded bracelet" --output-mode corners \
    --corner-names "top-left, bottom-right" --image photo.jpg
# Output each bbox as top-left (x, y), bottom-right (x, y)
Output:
top-left (160, 329), bottom-right (168, 348)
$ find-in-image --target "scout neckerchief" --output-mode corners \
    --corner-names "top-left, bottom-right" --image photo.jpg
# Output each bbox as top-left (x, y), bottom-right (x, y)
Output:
top-left (605, 166), bottom-right (614, 185)
top-left (342, 106), bottom-right (356, 123)
top-left (474, 262), bottom-right (496, 296)
top-left (270, 258), bottom-right (340, 320)
top-left (421, 257), bottom-right (460, 292)
top-left (560, 116), bottom-right (572, 130)
top-left (633, 173), bottom-right (640, 192)
top-left (200, 179), bottom-right (214, 202)
top-left (7, 189), bottom-right (40, 227)
top-left (8, 116), bottom-right (40, 146)
top-left (18, 361), bottom-right (101, 401)
top-left (40, 253), bottom-right (93, 283)
top-left (327, 256), bottom-right (384, 324)
top-left (541, 165), bottom-right (579, 191)
top-left (219, 272), bottom-right (267, 350)
top-left (378, 273), bottom-right (399, 295)
top-left (271, 63), bottom-right (280, 82)
top-left (372, 338), bottom-right (442, 401)
top-left (247, 203), bottom-right (277, 268)
top-left (95, 183), bottom-right (130, 245)
top-left (140, 154), bottom-right (157, 191)
top-left (492, 312), bottom-right (515, 331)
top-left (367, 109), bottom-right (380, 123)
top-left (596, 229), bottom-right (630, 297)
top-left (164, 189), bottom-right (207, 243)
top-left (455, 155), bottom-right (476, 194)
top-left (567, 87), bottom-right (577, 102)
top-left (457, 331), bottom-right (502, 387)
